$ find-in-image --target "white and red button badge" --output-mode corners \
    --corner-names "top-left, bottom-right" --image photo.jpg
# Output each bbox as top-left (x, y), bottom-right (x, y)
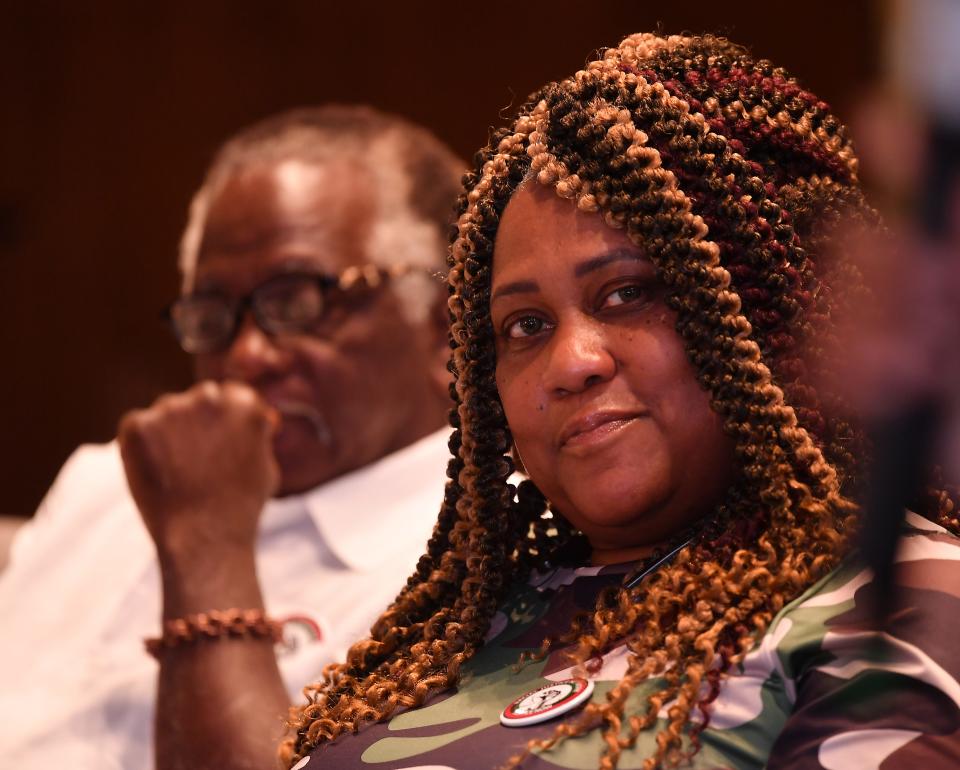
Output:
top-left (500, 677), bottom-right (595, 727)
top-left (276, 614), bottom-right (323, 656)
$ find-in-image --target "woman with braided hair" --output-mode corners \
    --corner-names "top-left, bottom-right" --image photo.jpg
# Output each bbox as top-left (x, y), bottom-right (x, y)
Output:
top-left (282, 33), bottom-right (960, 770)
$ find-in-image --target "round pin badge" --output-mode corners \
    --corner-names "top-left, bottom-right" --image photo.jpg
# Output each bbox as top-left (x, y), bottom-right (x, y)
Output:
top-left (275, 614), bottom-right (323, 657)
top-left (500, 677), bottom-right (595, 727)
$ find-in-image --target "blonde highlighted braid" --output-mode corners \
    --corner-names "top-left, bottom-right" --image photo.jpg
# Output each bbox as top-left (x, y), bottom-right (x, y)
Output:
top-left (283, 32), bottom-right (959, 769)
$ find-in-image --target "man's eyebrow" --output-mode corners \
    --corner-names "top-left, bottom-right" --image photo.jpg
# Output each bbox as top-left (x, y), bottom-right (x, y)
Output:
top-left (491, 279), bottom-right (539, 303)
top-left (194, 257), bottom-right (326, 293)
top-left (192, 278), bottom-right (225, 294)
top-left (573, 248), bottom-right (644, 277)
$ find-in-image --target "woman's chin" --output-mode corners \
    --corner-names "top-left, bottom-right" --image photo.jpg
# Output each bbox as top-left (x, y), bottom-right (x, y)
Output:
top-left (558, 459), bottom-right (666, 512)
top-left (561, 484), bottom-right (672, 537)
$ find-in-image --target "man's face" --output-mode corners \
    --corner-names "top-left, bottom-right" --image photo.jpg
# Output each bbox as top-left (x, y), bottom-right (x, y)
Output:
top-left (191, 159), bottom-right (447, 495)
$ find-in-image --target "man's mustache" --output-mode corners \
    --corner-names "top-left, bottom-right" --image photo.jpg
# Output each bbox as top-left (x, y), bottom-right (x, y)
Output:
top-left (271, 400), bottom-right (333, 446)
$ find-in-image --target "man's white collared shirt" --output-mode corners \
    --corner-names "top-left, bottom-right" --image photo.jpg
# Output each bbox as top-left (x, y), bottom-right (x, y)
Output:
top-left (0, 428), bottom-right (451, 769)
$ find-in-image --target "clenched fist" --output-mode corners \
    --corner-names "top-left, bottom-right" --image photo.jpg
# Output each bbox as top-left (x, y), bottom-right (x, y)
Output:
top-left (118, 381), bottom-right (280, 565)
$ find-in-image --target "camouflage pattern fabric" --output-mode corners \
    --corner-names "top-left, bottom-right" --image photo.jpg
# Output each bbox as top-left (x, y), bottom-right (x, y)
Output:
top-left (299, 512), bottom-right (960, 769)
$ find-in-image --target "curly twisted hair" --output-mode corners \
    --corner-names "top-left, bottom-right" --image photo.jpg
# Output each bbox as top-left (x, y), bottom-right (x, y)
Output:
top-left (282, 32), bottom-right (960, 769)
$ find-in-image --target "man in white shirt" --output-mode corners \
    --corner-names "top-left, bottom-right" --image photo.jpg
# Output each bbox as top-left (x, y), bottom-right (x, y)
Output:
top-left (0, 106), bottom-right (463, 770)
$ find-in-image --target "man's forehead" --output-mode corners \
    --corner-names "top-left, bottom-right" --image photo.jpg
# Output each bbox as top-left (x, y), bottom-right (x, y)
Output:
top-left (201, 159), bottom-right (376, 240)
top-left (195, 159), bottom-right (378, 282)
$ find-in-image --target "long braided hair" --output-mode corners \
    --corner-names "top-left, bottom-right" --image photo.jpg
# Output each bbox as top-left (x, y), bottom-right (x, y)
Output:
top-left (283, 32), bottom-right (960, 769)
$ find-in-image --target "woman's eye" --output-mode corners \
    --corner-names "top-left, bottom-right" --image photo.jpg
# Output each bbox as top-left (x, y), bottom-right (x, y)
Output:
top-left (601, 284), bottom-right (645, 308)
top-left (506, 315), bottom-right (547, 338)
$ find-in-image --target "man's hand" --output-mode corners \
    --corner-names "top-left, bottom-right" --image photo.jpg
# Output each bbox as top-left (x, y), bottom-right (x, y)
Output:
top-left (119, 382), bottom-right (290, 770)
top-left (118, 380), bottom-right (280, 565)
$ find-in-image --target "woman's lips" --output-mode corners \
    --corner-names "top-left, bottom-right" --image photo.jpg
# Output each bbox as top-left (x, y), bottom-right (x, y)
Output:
top-left (558, 409), bottom-right (648, 451)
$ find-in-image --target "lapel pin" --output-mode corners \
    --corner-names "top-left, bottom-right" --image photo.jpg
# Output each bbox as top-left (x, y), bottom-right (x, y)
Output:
top-left (500, 677), bottom-right (595, 727)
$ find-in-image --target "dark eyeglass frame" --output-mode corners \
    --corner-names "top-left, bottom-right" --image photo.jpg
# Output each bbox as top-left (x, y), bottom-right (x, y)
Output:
top-left (164, 263), bottom-right (442, 355)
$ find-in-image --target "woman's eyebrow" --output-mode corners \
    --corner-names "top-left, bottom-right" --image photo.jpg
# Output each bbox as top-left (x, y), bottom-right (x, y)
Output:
top-left (573, 248), bottom-right (643, 277)
top-left (491, 279), bottom-right (539, 303)
top-left (490, 249), bottom-right (645, 302)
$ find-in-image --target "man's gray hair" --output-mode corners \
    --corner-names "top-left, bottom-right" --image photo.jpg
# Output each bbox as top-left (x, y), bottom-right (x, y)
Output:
top-left (179, 105), bottom-right (464, 324)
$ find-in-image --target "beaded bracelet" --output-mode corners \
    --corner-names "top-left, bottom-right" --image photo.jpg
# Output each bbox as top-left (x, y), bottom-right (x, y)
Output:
top-left (144, 608), bottom-right (284, 659)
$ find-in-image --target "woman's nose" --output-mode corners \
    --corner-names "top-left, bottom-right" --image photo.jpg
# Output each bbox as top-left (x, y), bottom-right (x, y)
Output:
top-left (542, 316), bottom-right (617, 396)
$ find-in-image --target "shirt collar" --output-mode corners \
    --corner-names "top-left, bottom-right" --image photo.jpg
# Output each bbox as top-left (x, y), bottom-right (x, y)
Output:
top-left (288, 428), bottom-right (452, 572)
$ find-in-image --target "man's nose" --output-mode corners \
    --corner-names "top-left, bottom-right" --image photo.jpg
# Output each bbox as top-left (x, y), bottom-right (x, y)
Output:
top-left (542, 316), bottom-right (617, 396)
top-left (222, 314), bottom-right (288, 383)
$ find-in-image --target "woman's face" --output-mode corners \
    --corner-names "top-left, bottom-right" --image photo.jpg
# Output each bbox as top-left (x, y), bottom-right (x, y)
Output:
top-left (491, 183), bottom-right (736, 563)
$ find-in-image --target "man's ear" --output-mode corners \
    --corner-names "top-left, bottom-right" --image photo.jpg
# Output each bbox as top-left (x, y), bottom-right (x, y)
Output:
top-left (427, 287), bottom-right (453, 400)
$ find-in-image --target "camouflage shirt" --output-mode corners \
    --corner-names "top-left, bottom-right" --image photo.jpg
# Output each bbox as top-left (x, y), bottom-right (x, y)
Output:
top-left (298, 512), bottom-right (960, 769)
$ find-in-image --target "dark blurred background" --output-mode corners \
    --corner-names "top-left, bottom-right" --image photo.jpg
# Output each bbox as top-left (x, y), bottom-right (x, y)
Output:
top-left (0, 0), bottom-right (883, 516)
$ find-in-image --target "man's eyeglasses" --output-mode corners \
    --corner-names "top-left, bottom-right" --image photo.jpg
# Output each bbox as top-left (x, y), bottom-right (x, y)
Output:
top-left (165, 263), bottom-right (440, 355)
